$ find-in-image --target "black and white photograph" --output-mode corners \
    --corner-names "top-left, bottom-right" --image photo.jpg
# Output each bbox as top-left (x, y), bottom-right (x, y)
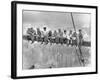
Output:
top-left (22, 10), bottom-right (91, 69)
top-left (11, 1), bottom-right (97, 79)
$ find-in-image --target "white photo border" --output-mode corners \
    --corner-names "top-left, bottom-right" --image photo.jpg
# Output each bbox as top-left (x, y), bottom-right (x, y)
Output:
top-left (11, 1), bottom-right (98, 79)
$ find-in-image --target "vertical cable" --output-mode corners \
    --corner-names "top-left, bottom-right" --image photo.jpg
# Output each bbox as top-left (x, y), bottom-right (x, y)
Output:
top-left (70, 12), bottom-right (85, 66)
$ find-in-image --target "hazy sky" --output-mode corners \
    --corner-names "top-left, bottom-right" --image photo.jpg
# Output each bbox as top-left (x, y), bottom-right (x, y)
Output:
top-left (22, 10), bottom-right (91, 41)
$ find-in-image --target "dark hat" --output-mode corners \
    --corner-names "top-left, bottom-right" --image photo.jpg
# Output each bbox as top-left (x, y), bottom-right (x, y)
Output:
top-left (64, 30), bottom-right (66, 32)
top-left (79, 29), bottom-right (82, 32)
top-left (43, 27), bottom-right (46, 30)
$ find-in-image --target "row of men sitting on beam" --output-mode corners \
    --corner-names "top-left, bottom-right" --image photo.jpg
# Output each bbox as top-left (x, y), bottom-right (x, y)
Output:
top-left (25, 27), bottom-right (83, 46)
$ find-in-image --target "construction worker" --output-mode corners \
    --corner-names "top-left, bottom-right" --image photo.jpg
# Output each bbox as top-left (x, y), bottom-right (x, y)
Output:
top-left (78, 29), bottom-right (83, 46)
top-left (68, 30), bottom-right (73, 46)
top-left (72, 32), bottom-right (77, 46)
top-left (36, 28), bottom-right (41, 42)
top-left (48, 30), bottom-right (53, 44)
top-left (58, 29), bottom-right (63, 45)
top-left (26, 27), bottom-right (36, 43)
top-left (53, 30), bottom-right (57, 44)
top-left (42, 27), bottom-right (48, 44)
top-left (63, 30), bottom-right (68, 45)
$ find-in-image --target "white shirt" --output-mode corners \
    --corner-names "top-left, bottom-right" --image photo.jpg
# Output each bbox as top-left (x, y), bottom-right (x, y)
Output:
top-left (63, 33), bottom-right (67, 38)
top-left (67, 33), bottom-right (72, 39)
top-left (43, 30), bottom-right (48, 37)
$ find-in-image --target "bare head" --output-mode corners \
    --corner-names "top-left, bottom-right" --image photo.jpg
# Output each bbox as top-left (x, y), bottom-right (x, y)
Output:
top-left (70, 30), bottom-right (72, 34)
top-left (54, 30), bottom-right (57, 33)
top-left (49, 30), bottom-right (51, 32)
top-left (30, 27), bottom-right (33, 29)
top-left (37, 28), bottom-right (40, 31)
top-left (58, 29), bottom-right (61, 32)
